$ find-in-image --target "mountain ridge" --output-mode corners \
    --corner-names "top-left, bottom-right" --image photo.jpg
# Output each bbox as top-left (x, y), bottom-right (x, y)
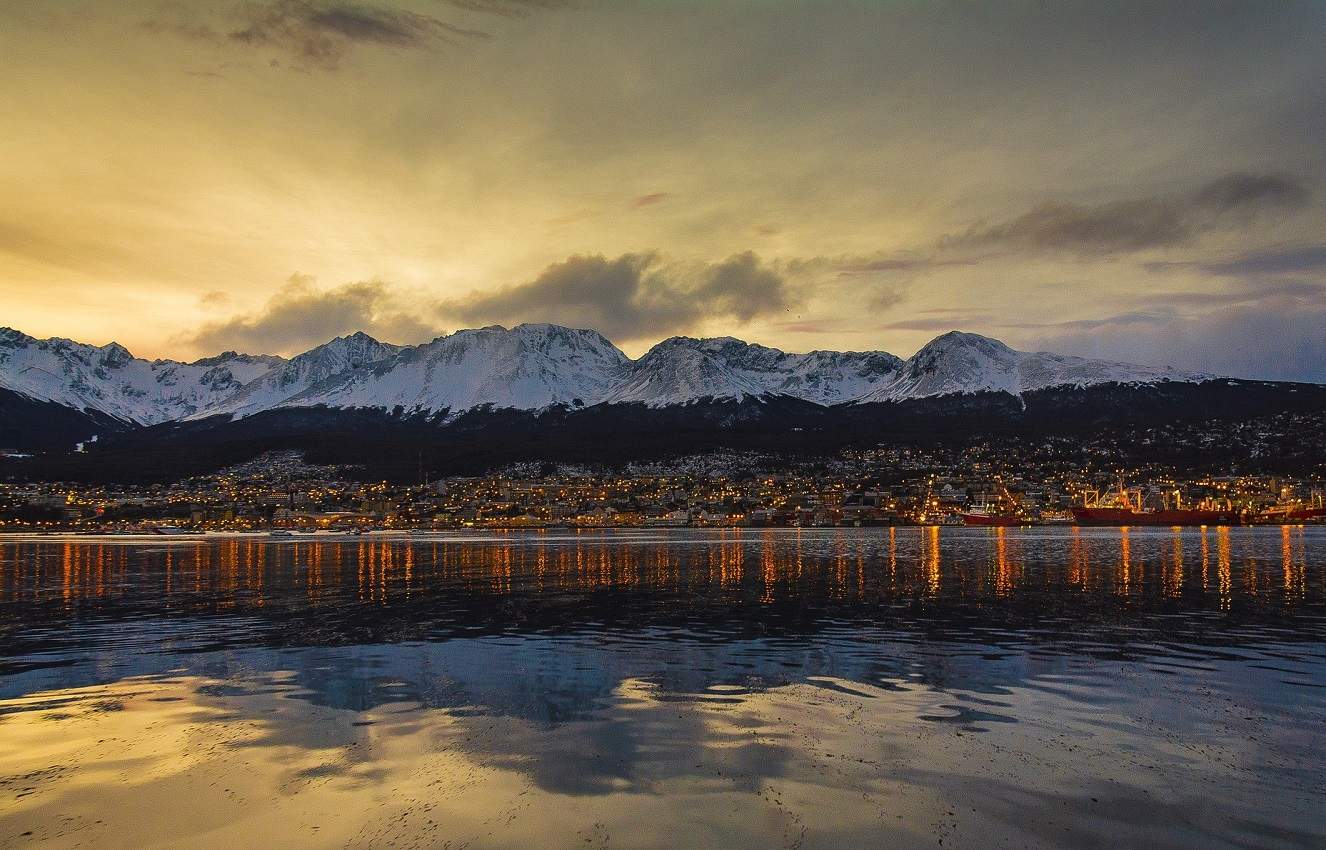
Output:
top-left (0, 323), bottom-right (1213, 431)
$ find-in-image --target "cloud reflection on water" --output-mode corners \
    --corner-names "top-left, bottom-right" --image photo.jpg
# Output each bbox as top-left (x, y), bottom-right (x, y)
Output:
top-left (1, 528), bottom-right (1324, 847)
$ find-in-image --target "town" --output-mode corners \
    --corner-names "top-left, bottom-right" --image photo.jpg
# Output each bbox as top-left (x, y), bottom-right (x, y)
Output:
top-left (3, 432), bottom-right (1322, 531)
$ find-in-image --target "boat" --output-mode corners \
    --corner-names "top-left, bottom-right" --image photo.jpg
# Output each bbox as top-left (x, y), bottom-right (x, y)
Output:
top-left (1072, 482), bottom-right (1239, 526)
top-left (961, 480), bottom-right (1036, 526)
top-left (1073, 506), bottom-right (1241, 526)
top-left (960, 507), bottom-right (1031, 526)
top-left (1245, 492), bottom-right (1326, 524)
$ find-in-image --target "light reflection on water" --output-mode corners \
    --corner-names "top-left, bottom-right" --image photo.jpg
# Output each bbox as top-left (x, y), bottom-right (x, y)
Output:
top-left (1, 527), bottom-right (1324, 849)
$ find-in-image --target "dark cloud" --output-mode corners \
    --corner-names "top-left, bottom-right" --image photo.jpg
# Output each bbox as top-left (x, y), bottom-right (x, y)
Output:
top-left (1190, 172), bottom-right (1310, 215)
top-left (187, 273), bottom-right (437, 354)
top-left (440, 251), bottom-right (793, 342)
top-left (947, 172), bottom-right (1310, 254)
top-left (142, 0), bottom-right (573, 70)
top-left (1140, 243), bottom-right (1326, 279)
top-left (229, 1), bottom-right (486, 69)
top-left (955, 198), bottom-right (1191, 252)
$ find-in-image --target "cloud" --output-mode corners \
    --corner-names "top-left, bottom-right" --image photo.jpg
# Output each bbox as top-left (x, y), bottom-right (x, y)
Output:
top-left (826, 253), bottom-right (987, 276)
top-left (778, 253), bottom-right (930, 312)
top-left (187, 273), bottom-right (438, 354)
top-left (1169, 244), bottom-right (1326, 278)
top-left (1023, 293), bottom-right (1326, 383)
top-left (775, 319), bottom-right (854, 335)
top-left (438, 0), bottom-right (572, 16)
top-left (946, 172), bottom-right (1310, 255)
top-left (1131, 279), bottom-right (1326, 309)
top-left (955, 198), bottom-right (1191, 252)
top-left (1190, 173), bottom-right (1310, 215)
top-left (631, 192), bottom-right (671, 208)
top-left (440, 251), bottom-right (793, 342)
top-left (141, 0), bottom-right (555, 70)
top-left (878, 312), bottom-right (998, 332)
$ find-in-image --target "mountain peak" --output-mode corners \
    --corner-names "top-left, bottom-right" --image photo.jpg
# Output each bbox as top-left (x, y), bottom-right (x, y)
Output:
top-left (620, 335), bottom-right (905, 406)
top-left (188, 350), bottom-right (282, 368)
top-left (0, 327), bottom-right (35, 347)
top-left (858, 331), bottom-right (1199, 404)
top-left (98, 342), bottom-right (135, 368)
top-left (604, 344), bottom-right (768, 406)
top-left (918, 330), bottom-right (1013, 354)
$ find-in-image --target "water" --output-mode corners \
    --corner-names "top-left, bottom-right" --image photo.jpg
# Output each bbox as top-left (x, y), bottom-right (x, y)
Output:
top-left (1, 527), bottom-right (1323, 849)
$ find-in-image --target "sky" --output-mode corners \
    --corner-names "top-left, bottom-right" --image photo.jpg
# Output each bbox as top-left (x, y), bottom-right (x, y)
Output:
top-left (2, 1), bottom-right (1325, 380)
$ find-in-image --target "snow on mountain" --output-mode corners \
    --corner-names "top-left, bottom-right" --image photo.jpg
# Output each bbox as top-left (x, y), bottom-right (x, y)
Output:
top-left (603, 336), bottom-right (903, 406)
top-left (0, 324), bottom-right (1214, 424)
top-left (198, 332), bottom-right (400, 418)
top-left (0, 327), bottom-right (282, 425)
top-left (855, 331), bottom-right (1205, 403)
top-left (277, 324), bottom-right (630, 414)
top-left (602, 339), bottom-right (770, 406)
top-left (644, 337), bottom-right (904, 405)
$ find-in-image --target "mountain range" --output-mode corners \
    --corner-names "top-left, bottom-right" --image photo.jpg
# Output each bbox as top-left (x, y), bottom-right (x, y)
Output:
top-left (0, 323), bottom-right (1205, 431)
top-left (6, 322), bottom-right (1326, 482)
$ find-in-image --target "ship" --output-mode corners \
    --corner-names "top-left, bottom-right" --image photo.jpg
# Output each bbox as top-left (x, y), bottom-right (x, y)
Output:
top-left (1244, 489), bottom-right (1326, 524)
top-left (1072, 482), bottom-right (1239, 526)
top-left (961, 479), bottom-right (1036, 526)
top-left (960, 507), bottom-right (1030, 526)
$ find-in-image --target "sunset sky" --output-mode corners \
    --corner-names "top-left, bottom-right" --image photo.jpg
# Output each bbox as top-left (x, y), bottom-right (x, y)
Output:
top-left (3, 1), bottom-right (1324, 379)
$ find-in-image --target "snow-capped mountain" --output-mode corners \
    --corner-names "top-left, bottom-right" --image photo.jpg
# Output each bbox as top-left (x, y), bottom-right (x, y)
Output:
top-left (603, 340), bottom-right (770, 406)
top-left (0, 324), bottom-right (1211, 429)
top-left (644, 337), bottom-right (905, 405)
top-left (604, 336), bottom-right (904, 406)
top-left (855, 331), bottom-right (1205, 403)
top-left (0, 327), bottom-right (282, 425)
top-left (277, 324), bottom-right (630, 414)
top-left (197, 332), bottom-right (400, 419)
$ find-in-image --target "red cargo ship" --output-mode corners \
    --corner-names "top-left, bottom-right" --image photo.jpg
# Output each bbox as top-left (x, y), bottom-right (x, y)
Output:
top-left (1072, 483), bottom-right (1240, 526)
top-left (1072, 506), bottom-right (1241, 526)
top-left (961, 481), bottom-right (1036, 526)
top-left (960, 508), bottom-right (1031, 526)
